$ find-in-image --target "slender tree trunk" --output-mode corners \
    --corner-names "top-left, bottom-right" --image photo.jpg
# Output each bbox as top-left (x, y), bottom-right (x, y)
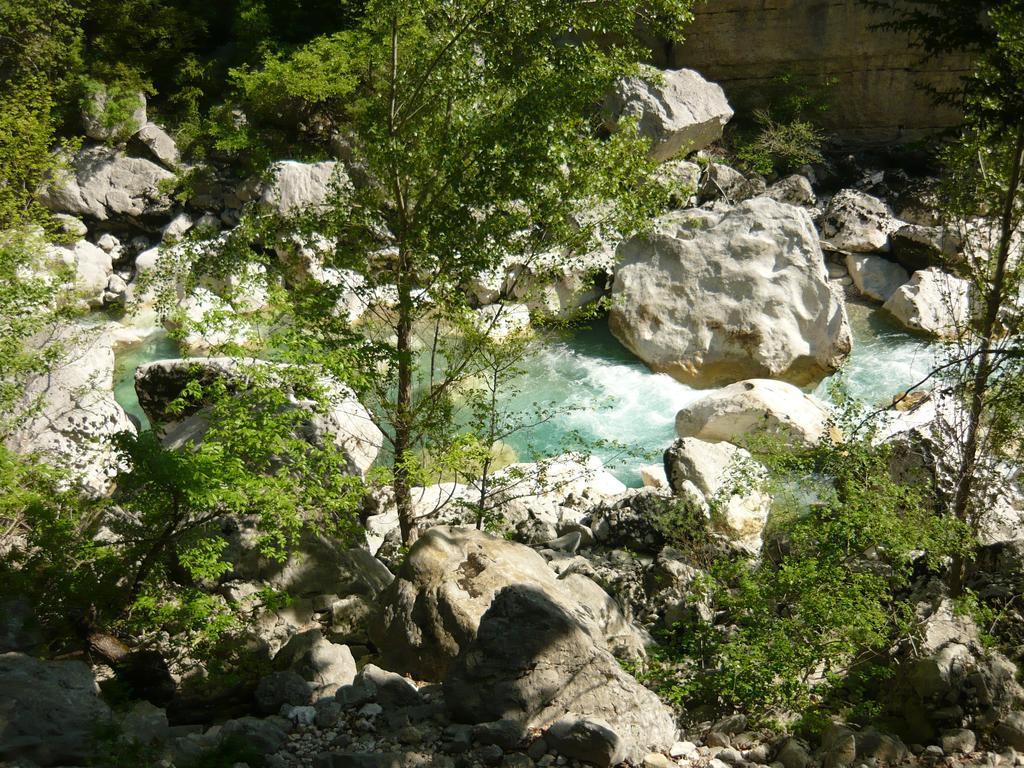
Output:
top-left (476, 365), bottom-right (500, 529)
top-left (386, 12), bottom-right (418, 547)
top-left (949, 121), bottom-right (1024, 595)
top-left (394, 251), bottom-right (417, 546)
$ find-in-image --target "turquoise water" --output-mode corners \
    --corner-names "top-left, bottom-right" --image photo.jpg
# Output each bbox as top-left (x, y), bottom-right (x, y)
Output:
top-left (501, 325), bottom-right (701, 484)
top-left (111, 304), bottom-right (941, 487)
top-left (113, 332), bottom-right (180, 428)
top-left (813, 301), bottom-right (939, 407)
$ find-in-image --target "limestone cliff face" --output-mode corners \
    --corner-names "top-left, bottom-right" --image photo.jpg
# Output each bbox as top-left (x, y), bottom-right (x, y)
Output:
top-left (663, 0), bottom-right (971, 144)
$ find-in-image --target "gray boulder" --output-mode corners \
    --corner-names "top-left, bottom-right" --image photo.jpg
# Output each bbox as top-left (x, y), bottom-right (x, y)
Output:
top-left (605, 67), bottom-right (733, 162)
top-left (891, 223), bottom-right (960, 272)
top-left (996, 711), bottom-right (1024, 750)
top-left (274, 629), bottom-right (357, 698)
top-left (5, 325), bottom-right (135, 497)
top-left (39, 146), bottom-right (174, 223)
top-left (260, 160), bottom-right (349, 215)
top-left (545, 716), bottom-right (627, 768)
top-left (820, 189), bottom-right (896, 253)
top-left (134, 357), bottom-right (383, 476)
top-left (255, 670), bottom-right (313, 714)
top-left (219, 716), bottom-right (289, 754)
top-left (610, 198), bottom-right (851, 387)
top-left (369, 527), bottom-right (646, 681)
top-left (353, 664), bottom-right (422, 708)
top-left (444, 585), bottom-right (677, 764)
top-left (135, 122), bottom-right (180, 168)
top-left (766, 175), bottom-right (816, 207)
top-left (0, 653), bottom-right (112, 766)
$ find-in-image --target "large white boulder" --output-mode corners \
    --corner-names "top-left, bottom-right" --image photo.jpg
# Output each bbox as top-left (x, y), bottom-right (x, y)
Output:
top-left (882, 267), bottom-right (971, 338)
top-left (665, 437), bottom-right (771, 548)
top-left (135, 122), bottom-right (180, 169)
top-left (604, 67), bottom-right (733, 162)
top-left (674, 378), bottom-right (833, 449)
top-left (845, 253), bottom-right (910, 303)
top-left (610, 198), bottom-right (852, 387)
top-left (5, 325), bottom-right (136, 496)
top-left (39, 146), bottom-right (174, 222)
top-left (259, 161), bottom-right (348, 215)
top-left (44, 240), bottom-right (113, 308)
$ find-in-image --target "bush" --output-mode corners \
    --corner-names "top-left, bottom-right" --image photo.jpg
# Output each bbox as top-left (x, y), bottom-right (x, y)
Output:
top-left (639, 433), bottom-right (969, 725)
top-left (729, 72), bottom-right (833, 178)
top-left (734, 109), bottom-right (825, 178)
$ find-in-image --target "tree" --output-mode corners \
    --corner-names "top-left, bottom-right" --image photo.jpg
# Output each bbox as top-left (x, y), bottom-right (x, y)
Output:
top-left (2, 363), bottom-right (365, 663)
top-left (171, 0), bottom-right (695, 545)
top-left (864, 0), bottom-right (1024, 593)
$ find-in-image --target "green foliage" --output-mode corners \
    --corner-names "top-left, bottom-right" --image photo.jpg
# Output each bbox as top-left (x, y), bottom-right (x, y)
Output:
top-left (730, 73), bottom-right (833, 177)
top-left (649, 493), bottom-right (709, 553)
top-left (2, 363), bottom-right (364, 660)
top-left (640, 431), bottom-right (969, 723)
top-left (734, 109), bottom-right (825, 178)
top-left (165, 0), bottom-right (696, 541)
top-left (80, 78), bottom-right (148, 142)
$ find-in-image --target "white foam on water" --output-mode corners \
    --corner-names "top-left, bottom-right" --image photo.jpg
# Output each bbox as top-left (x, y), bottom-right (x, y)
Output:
top-left (814, 302), bottom-right (940, 406)
top-left (504, 326), bottom-right (702, 485)
top-left (109, 303), bottom-right (942, 488)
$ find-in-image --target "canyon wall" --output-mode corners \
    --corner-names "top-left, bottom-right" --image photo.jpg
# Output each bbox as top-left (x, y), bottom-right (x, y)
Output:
top-left (664, 0), bottom-right (972, 144)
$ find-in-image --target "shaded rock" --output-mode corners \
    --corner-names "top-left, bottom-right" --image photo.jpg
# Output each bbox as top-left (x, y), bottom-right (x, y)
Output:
top-left (473, 719), bottom-right (526, 750)
top-left (766, 175), bottom-right (816, 207)
top-left (882, 267), bottom-right (971, 338)
top-left (821, 189), bottom-right (896, 253)
top-left (274, 629), bottom-right (356, 697)
top-left (674, 379), bottom-right (833, 448)
top-left (610, 198), bottom-right (851, 387)
top-left (39, 146), bottom-right (174, 224)
top-left (370, 527), bottom-right (645, 681)
top-left (845, 253), bottom-right (909, 303)
top-left (354, 664), bottom-right (422, 708)
top-left (255, 670), bottom-right (313, 714)
top-left (226, 519), bottom-right (392, 599)
top-left (219, 716), bottom-right (288, 754)
top-left (605, 67), bottom-right (733, 161)
top-left (775, 737), bottom-right (811, 768)
top-left (118, 700), bottom-right (169, 747)
top-left (134, 357), bottom-right (383, 476)
top-left (545, 716), bottom-right (627, 768)
top-left (891, 224), bottom-right (960, 272)
top-left (0, 653), bottom-right (111, 766)
top-left (700, 162), bottom-right (758, 204)
top-left (444, 585), bottom-right (677, 764)
top-left (996, 712), bottom-right (1024, 750)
